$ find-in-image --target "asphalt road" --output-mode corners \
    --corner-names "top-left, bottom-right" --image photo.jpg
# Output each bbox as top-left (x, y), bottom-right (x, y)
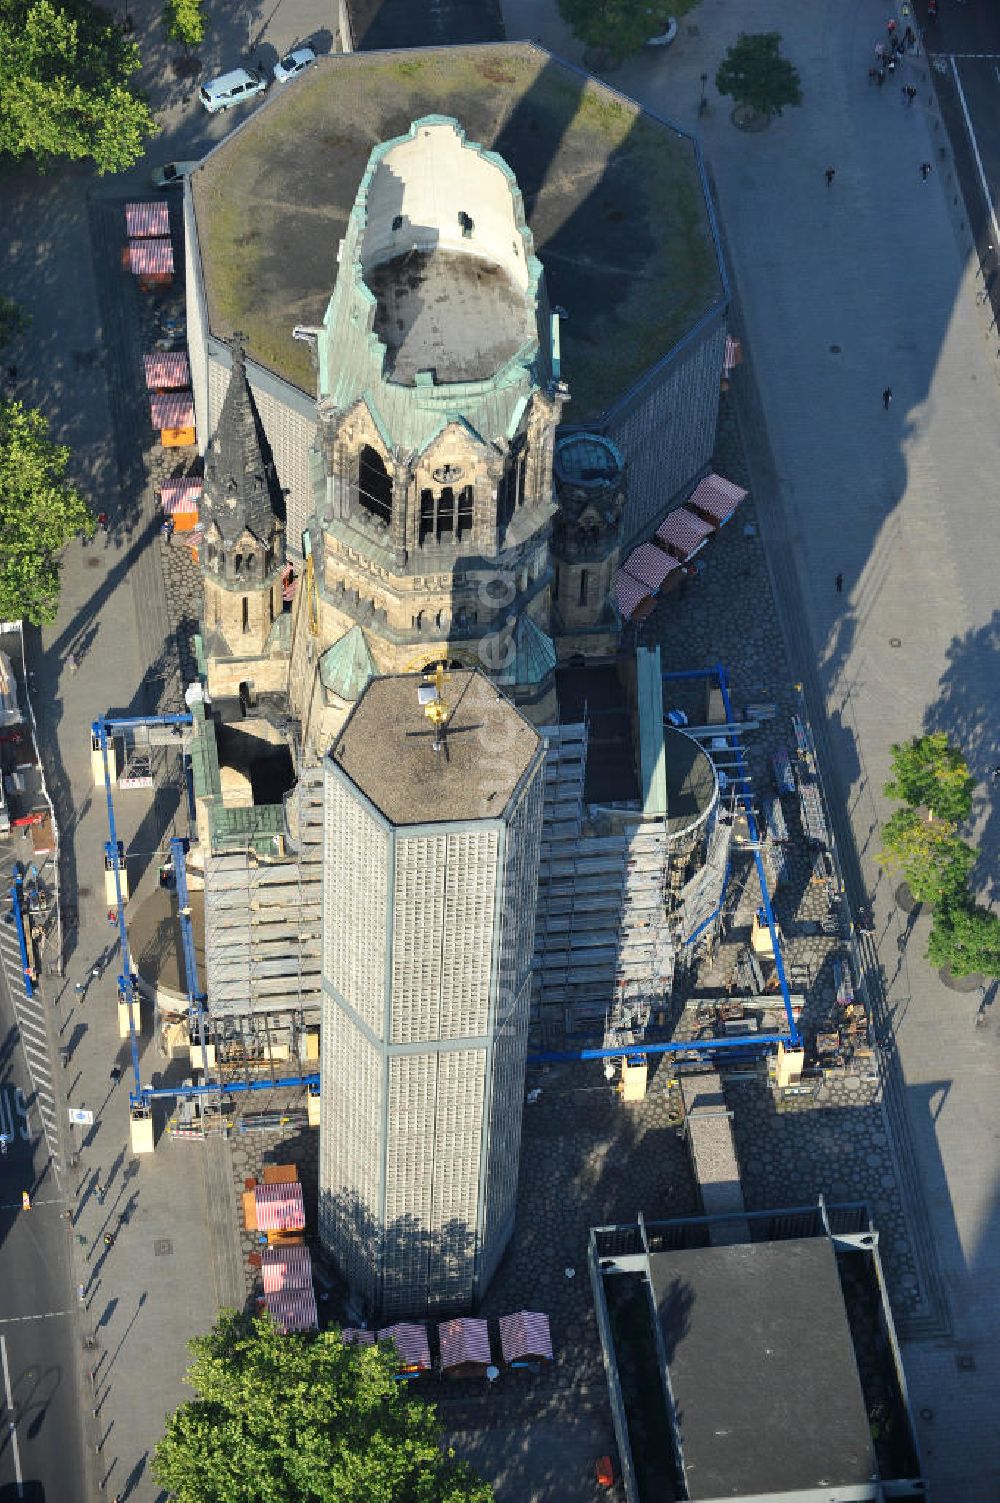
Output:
top-left (0, 977), bottom-right (85, 1503)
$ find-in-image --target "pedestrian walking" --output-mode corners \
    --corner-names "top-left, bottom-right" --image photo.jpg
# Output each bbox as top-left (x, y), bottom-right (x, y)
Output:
top-left (109, 1065), bottom-right (122, 1083)
top-left (77, 1283), bottom-right (86, 1303)
top-left (900, 86), bottom-right (908, 104)
top-left (905, 85), bottom-right (917, 106)
top-left (824, 167), bottom-right (836, 187)
top-left (60, 1048), bottom-right (69, 1068)
top-left (103, 1231), bottom-right (114, 1247)
top-left (876, 67), bottom-right (886, 87)
top-left (991, 765), bottom-right (1000, 781)
top-left (867, 66), bottom-right (880, 84)
top-left (95, 1181), bottom-right (105, 1205)
top-left (96, 512), bottom-right (109, 532)
top-left (904, 24), bottom-right (916, 49)
top-left (835, 572), bottom-right (844, 594)
top-left (886, 56), bottom-right (896, 73)
top-left (874, 40), bottom-right (884, 59)
top-left (882, 386), bottom-right (893, 409)
top-left (886, 16), bottom-right (897, 35)
top-left (920, 161), bottom-right (932, 180)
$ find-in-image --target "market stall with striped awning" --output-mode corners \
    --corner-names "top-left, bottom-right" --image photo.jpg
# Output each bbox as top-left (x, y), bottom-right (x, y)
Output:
top-left (341, 1328), bottom-right (375, 1347)
top-left (438, 1317), bottom-right (492, 1377)
top-left (159, 477), bottom-right (203, 516)
top-left (127, 238), bottom-right (174, 277)
top-left (150, 393), bottom-right (195, 431)
top-left (377, 1323), bottom-right (431, 1372)
top-left (686, 473), bottom-right (747, 529)
top-left (254, 1180), bottom-right (306, 1233)
top-left (655, 506), bottom-right (714, 561)
top-left (125, 201), bottom-right (170, 238)
top-left (144, 351), bottom-right (191, 390)
top-left (265, 1285), bottom-right (318, 1334)
top-left (499, 1311), bottom-right (553, 1365)
top-left (621, 541), bottom-right (681, 592)
top-left (261, 1243), bottom-right (312, 1296)
top-left (614, 568), bottom-right (652, 623)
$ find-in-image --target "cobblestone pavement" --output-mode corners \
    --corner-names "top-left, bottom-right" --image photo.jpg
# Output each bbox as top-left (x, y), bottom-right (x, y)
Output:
top-left (627, 393), bottom-right (935, 1334)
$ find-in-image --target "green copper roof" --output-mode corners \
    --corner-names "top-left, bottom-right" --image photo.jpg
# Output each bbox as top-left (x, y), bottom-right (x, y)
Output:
top-left (319, 625), bottom-right (376, 702)
top-left (317, 115), bottom-right (548, 456)
top-left (497, 613), bottom-right (556, 688)
top-left (637, 644), bottom-right (667, 817)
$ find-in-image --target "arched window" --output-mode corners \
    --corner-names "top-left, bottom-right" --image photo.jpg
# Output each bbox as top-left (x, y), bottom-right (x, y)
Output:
top-left (246, 552), bottom-right (257, 576)
top-left (357, 445), bottom-right (392, 525)
top-left (419, 489), bottom-right (435, 544)
top-left (457, 485), bottom-right (474, 537)
top-left (234, 553), bottom-right (243, 576)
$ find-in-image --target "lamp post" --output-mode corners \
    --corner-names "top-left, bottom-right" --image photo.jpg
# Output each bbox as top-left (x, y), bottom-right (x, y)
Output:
top-left (699, 72), bottom-right (708, 112)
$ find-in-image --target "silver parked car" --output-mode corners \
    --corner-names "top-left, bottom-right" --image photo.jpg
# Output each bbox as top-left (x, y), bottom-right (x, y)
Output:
top-left (273, 46), bottom-right (316, 84)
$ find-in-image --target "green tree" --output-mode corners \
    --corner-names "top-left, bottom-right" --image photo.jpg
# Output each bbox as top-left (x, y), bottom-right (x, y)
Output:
top-left (164, 0), bottom-right (205, 49)
top-left (880, 807), bottom-right (975, 907)
top-left (0, 0), bottom-right (155, 174)
top-left (0, 400), bottom-right (93, 625)
top-left (152, 1309), bottom-right (494, 1503)
top-left (927, 899), bottom-right (1000, 979)
top-left (715, 32), bottom-right (803, 120)
top-left (556, 0), bottom-right (699, 66)
top-left (0, 296), bottom-right (29, 351)
top-left (884, 732), bottom-right (973, 825)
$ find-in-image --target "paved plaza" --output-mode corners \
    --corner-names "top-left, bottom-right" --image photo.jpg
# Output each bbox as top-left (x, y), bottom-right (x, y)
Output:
top-left (2, 0), bottom-right (1000, 1494)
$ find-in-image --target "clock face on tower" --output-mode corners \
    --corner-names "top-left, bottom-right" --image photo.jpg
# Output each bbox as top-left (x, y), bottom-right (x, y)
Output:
top-left (432, 463), bottom-right (465, 484)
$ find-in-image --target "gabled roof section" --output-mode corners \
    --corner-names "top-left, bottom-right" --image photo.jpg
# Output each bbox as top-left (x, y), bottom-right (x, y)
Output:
top-left (319, 626), bottom-right (376, 702)
top-left (202, 339), bottom-right (284, 548)
top-left (497, 614), bottom-right (556, 688)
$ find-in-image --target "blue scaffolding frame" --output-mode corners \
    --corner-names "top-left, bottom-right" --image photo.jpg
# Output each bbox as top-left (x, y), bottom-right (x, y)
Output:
top-left (94, 713), bottom-right (319, 1114)
top-left (527, 662), bottom-right (800, 1066)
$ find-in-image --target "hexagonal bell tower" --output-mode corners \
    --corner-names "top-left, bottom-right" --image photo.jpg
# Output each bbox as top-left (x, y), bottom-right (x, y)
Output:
top-left (200, 338), bottom-right (287, 699)
top-left (288, 116), bottom-right (565, 752)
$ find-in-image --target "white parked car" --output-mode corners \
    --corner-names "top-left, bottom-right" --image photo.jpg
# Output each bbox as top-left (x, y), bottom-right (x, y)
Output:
top-left (273, 46), bottom-right (316, 84)
top-left (199, 67), bottom-right (267, 113)
top-left (151, 161), bottom-right (199, 189)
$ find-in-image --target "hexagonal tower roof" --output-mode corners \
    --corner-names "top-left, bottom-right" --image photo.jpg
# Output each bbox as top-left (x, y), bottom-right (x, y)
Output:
top-left (189, 42), bottom-right (723, 424)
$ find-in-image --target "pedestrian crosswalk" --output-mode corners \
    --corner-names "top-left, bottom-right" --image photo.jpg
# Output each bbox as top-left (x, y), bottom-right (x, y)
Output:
top-left (0, 922), bottom-right (61, 1167)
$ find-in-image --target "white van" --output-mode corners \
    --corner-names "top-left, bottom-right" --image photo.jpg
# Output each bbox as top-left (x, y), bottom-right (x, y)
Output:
top-left (199, 67), bottom-right (267, 113)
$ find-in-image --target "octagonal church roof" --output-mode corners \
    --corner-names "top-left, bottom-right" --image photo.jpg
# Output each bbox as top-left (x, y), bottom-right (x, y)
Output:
top-left (189, 43), bottom-right (724, 425)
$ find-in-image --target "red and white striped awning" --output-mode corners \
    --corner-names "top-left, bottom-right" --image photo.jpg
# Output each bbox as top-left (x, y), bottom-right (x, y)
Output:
top-left (265, 1285), bottom-right (318, 1334)
top-left (125, 201), bottom-right (170, 238)
top-left (614, 569), bottom-right (650, 622)
top-left (687, 473), bottom-right (747, 528)
top-left (254, 1180), bottom-right (306, 1232)
top-left (261, 1243), bottom-right (312, 1296)
top-left (499, 1311), bottom-right (552, 1364)
top-left (160, 477), bottom-right (203, 515)
top-left (150, 392), bottom-right (195, 431)
top-left (341, 1328), bottom-right (375, 1347)
top-left (723, 334), bottom-right (743, 373)
top-left (655, 506), bottom-right (714, 560)
top-left (377, 1323), bottom-right (430, 1371)
top-left (127, 238), bottom-right (174, 276)
top-left (144, 351), bottom-right (191, 389)
top-left (622, 541), bottom-right (681, 592)
top-left (438, 1317), bottom-right (491, 1372)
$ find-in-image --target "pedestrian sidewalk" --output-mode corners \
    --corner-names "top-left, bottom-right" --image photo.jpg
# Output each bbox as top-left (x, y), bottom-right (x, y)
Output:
top-left (490, 0), bottom-right (1000, 1494)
